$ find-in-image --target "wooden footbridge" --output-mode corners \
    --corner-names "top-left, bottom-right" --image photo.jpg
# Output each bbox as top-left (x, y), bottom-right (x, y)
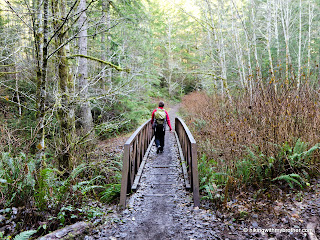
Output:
top-left (120, 117), bottom-right (200, 208)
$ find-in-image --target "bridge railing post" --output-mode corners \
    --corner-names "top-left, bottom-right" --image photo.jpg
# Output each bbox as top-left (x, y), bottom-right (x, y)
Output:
top-left (175, 117), bottom-right (200, 207)
top-left (120, 120), bottom-right (153, 208)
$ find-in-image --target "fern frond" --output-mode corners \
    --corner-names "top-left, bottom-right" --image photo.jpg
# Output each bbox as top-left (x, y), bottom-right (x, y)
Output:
top-left (13, 230), bottom-right (37, 240)
top-left (70, 163), bottom-right (89, 179)
top-left (272, 173), bottom-right (304, 189)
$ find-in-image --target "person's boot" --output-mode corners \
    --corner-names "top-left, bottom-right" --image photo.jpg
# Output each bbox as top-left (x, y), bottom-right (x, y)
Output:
top-left (160, 146), bottom-right (163, 153)
top-left (157, 146), bottom-right (161, 154)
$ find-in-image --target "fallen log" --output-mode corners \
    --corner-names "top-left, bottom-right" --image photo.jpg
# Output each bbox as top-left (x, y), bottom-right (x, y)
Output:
top-left (306, 217), bottom-right (318, 240)
top-left (38, 221), bottom-right (91, 240)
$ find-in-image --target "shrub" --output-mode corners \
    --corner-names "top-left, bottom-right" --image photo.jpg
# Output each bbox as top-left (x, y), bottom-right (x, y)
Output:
top-left (181, 84), bottom-right (320, 200)
top-left (0, 152), bottom-right (35, 207)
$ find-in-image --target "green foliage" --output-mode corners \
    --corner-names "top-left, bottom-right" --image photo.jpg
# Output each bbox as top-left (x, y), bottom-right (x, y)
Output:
top-left (192, 118), bottom-right (207, 132)
top-left (234, 139), bottom-right (319, 188)
top-left (0, 152), bottom-right (35, 207)
top-left (34, 167), bottom-right (61, 210)
top-left (117, 98), bottom-right (153, 127)
top-left (94, 94), bottom-right (156, 139)
top-left (57, 205), bottom-right (75, 225)
top-left (72, 175), bottom-right (105, 195)
top-left (100, 183), bottom-right (121, 203)
top-left (0, 150), bottom-right (123, 238)
top-left (0, 230), bottom-right (37, 240)
top-left (198, 154), bottom-right (226, 201)
top-left (197, 138), bottom-right (319, 201)
top-left (13, 230), bottom-right (37, 240)
top-left (95, 120), bottom-right (130, 137)
top-left (285, 139), bottom-right (319, 169)
top-left (272, 174), bottom-right (305, 189)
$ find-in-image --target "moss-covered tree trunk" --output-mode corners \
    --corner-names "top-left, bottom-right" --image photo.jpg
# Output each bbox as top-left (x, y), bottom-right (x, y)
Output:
top-left (52, 0), bottom-right (75, 173)
top-left (33, 0), bottom-right (48, 165)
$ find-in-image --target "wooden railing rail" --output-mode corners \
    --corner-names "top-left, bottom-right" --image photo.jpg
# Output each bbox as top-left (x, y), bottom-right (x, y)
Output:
top-left (175, 117), bottom-right (200, 207)
top-left (120, 120), bottom-right (153, 207)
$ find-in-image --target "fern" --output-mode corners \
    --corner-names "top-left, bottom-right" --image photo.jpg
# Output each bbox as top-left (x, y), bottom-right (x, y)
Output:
top-left (13, 230), bottom-right (37, 240)
top-left (288, 140), bottom-right (319, 168)
top-left (70, 163), bottom-right (89, 179)
top-left (272, 173), bottom-right (305, 189)
top-left (202, 185), bottom-right (213, 200)
top-left (293, 139), bottom-right (308, 154)
top-left (100, 184), bottom-right (121, 202)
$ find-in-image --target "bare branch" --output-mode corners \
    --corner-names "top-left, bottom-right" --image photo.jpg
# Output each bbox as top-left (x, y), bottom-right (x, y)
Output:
top-left (4, 0), bottom-right (34, 31)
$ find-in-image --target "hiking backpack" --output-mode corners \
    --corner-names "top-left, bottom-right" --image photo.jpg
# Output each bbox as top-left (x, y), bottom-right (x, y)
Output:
top-left (153, 108), bottom-right (166, 129)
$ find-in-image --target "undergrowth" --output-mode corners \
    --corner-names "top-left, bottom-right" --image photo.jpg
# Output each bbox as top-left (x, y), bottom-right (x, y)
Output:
top-left (182, 84), bottom-right (320, 203)
top-left (0, 151), bottom-right (123, 238)
top-left (0, 83), bottom-right (169, 238)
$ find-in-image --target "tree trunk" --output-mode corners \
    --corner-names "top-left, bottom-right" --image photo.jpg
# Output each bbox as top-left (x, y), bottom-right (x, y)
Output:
top-left (274, 0), bottom-right (281, 81)
top-left (280, 0), bottom-right (294, 87)
top-left (267, 0), bottom-right (275, 92)
top-left (36, 0), bottom-right (48, 165)
top-left (297, 0), bottom-right (302, 89)
top-left (14, 55), bottom-right (21, 117)
top-left (231, 1), bottom-right (244, 89)
top-left (307, 1), bottom-right (313, 81)
top-left (78, 0), bottom-right (93, 136)
top-left (31, 0), bottom-right (45, 162)
top-left (205, 0), bottom-right (218, 90)
top-left (251, 0), bottom-right (262, 83)
top-left (167, 20), bottom-right (173, 97)
top-left (52, 0), bottom-right (75, 173)
top-left (217, 5), bottom-right (232, 104)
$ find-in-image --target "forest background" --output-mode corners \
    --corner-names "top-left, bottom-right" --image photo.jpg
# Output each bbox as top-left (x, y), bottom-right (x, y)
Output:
top-left (1, 0), bottom-right (320, 238)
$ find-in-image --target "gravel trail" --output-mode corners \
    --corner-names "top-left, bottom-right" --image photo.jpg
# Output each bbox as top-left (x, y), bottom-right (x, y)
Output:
top-left (87, 131), bottom-right (225, 240)
top-left (84, 106), bottom-right (227, 240)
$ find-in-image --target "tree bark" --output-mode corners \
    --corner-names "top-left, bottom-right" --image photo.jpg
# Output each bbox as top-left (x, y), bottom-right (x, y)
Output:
top-left (78, 0), bottom-right (93, 136)
top-left (217, 4), bottom-right (232, 104)
top-left (52, 0), bottom-right (75, 173)
top-left (251, 0), bottom-right (262, 83)
top-left (204, 0), bottom-right (218, 90)
top-left (274, 0), bottom-right (281, 81)
top-left (267, 0), bottom-right (276, 92)
top-left (307, 1), bottom-right (313, 81)
top-left (36, 0), bottom-right (48, 165)
top-left (280, 0), bottom-right (294, 87)
top-left (231, 1), bottom-right (244, 89)
top-left (297, 0), bottom-right (302, 89)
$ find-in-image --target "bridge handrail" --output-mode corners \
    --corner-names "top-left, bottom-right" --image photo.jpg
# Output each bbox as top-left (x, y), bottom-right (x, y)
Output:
top-left (175, 117), bottom-right (200, 207)
top-left (120, 119), bottom-right (153, 207)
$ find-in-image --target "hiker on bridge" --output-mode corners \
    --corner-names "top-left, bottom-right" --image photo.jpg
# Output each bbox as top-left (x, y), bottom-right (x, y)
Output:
top-left (151, 101), bottom-right (172, 154)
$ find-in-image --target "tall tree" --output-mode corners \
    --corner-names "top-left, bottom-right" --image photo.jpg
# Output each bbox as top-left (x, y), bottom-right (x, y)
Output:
top-left (78, 0), bottom-right (94, 136)
top-left (52, 0), bottom-right (75, 172)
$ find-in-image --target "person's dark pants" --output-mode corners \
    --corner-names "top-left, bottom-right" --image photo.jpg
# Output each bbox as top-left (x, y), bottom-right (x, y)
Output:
top-left (155, 125), bottom-right (165, 149)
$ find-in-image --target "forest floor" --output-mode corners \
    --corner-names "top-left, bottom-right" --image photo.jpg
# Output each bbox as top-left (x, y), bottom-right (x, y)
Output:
top-left (83, 104), bottom-right (320, 240)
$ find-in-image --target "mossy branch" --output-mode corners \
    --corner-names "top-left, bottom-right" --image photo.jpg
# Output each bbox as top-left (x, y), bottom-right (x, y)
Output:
top-left (0, 72), bottom-right (19, 76)
top-left (68, 54), bottom-right (130, 73)
top-left (0, 64), bottom-right (15, 67)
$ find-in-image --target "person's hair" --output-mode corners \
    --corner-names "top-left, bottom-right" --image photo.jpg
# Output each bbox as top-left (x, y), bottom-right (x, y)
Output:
top-left (158, 101), bottom-right (164, 107)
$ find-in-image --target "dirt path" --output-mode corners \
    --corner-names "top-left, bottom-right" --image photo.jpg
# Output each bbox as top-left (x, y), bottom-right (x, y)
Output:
top-left (167, 103), bottom-right (181, 130)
